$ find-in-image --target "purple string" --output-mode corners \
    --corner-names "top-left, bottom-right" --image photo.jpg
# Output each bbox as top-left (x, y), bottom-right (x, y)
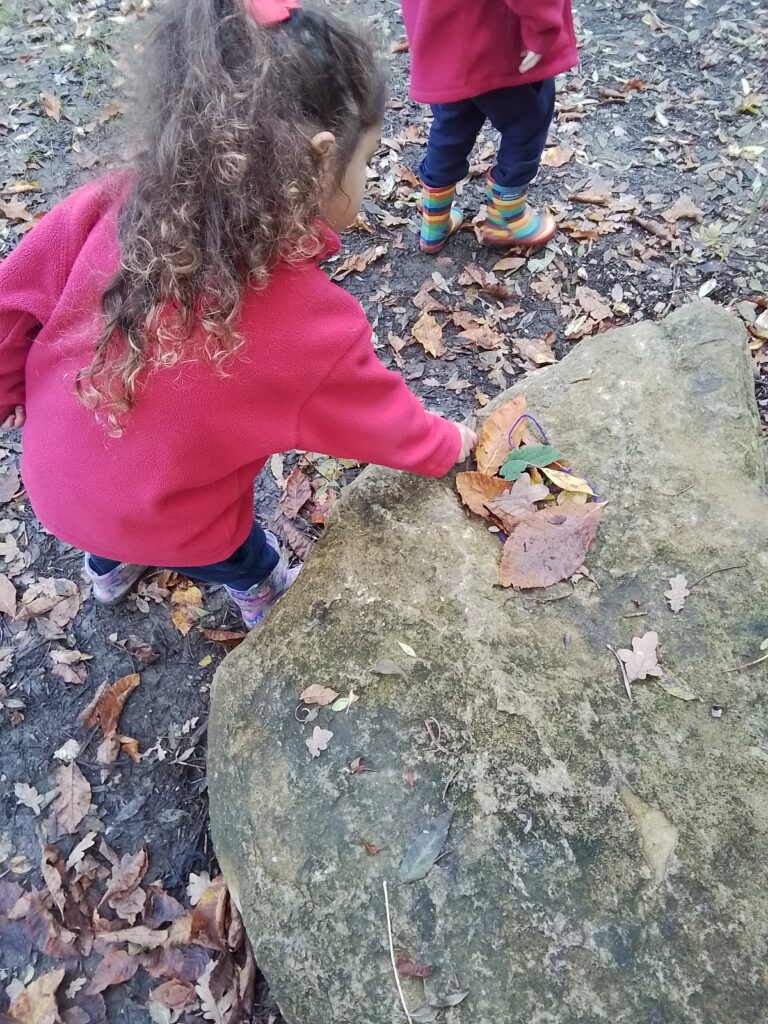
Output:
top-left (504, 413), bottom-right (602, 501)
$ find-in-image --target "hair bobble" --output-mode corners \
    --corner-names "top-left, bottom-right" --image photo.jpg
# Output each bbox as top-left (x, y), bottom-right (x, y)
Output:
top-left (245, 0), bottom-right (300, 26)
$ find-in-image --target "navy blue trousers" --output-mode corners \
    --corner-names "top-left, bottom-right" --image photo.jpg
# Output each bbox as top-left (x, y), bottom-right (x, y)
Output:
top-left (419, 79), bottom-right (556, 190)
top-left (88, 521), bottom-right (279, 592)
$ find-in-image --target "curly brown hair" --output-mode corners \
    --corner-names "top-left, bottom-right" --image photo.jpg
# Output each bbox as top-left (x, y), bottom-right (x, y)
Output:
top-left (76, 0), bottom-right (386, 431)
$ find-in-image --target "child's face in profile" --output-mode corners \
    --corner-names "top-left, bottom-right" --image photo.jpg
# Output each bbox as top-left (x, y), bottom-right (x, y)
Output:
top-left (317, 126), bottom-right (382, 232)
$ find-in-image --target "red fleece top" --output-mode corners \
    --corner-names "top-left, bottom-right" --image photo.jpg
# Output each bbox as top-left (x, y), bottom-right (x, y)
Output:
top-left (401, 0), bottom-right (578, 104)
top-left (0, 175), bottom-right (460, 566)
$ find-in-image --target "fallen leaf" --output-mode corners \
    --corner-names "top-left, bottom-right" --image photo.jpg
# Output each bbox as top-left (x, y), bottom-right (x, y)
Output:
top-left (18, 578), bottom-right (81, 630)
top-left (279, 468), bottom-right (312, 520)
top-left (103, 849), bottom-right (148, 921)
top-left (53, 739), bottom-right (80, 764)
top-left (86, 951), bottom-right (140, 994)
top-left (332, 244), bottom-right (387, 281)
top-left (98, 100), bottom-right (126, 123)
top-left (170, 586), bottom-right (204, 636)
top-left (656, 679), bottom-right (697, 701)
top-left (540, 466), bottom-right (594, 495)
top-left (455, 472), bottom-right (510, 518)
top-left (458, 324), bottom-right (505, 350)
top-left (3, 180), bottom-right (40, 195)
top-left (411, 1008), bottom-right (438, 1024)
top-left (8, 968), bottom-right (65, 1024)
top-left (499, 504), bottom-right (605, 588)
top-left (542, 145), bottom-right (574, 167)
top-left (14, 782), bottom-right (42, 815)
top-left (200, 628), bottom-right (247, 647)
top-left (492, 257), bottom-right (526, 273)
top-left (0, 200), bottom-right (34, 224)
top-left (299, 684), bottom-right (339, 707)
top-left (306, 726), bottom-right (333, 758)
top-left (661, 196), bottom-right (703, 224)
top-left (0, 572), bottom-right (16, 616)
top-left (486, 474), bottom-right (550, 529)
top-left (362, 841), bottom-right (383, 856)
top-left (40, 846), bottom-right (66, 916)
top-left (186, 871), bottom-right (212, 906)
top-left (120, 634), bottom-right (159, 664)
top-left (66, 832), bottom-right (96, 871)
top-left (99, 925), bottom-right (169, 950)
top-left (434, 991), bottom-right (470, 1008)
top-left (189, 873), bottom-right (230, 951)
top-left (575, 285), bottom-right (612, 321)
top-left (271, 514), bottom-right (313, 560)
top-left (411, 311), bottom-right (446, 358)
top-left (150, 980), bottom-right (196, 1012)
top-left (372, 659), bottom-right (406, 677)
top-left (331, 690), bottom-right (358, 712)
top-left (399, 811), bottom-right (452, 883)
top-left (50, 648), bottom-right (92, 686)
top-left (397, 641), bottom-right (417, 658)
top-left (395, 955), bottom-right (434, 978)
top-left (405, 767), bottom-right (416, 787)
top-left (52, 762), bottom-right (91, 835)
top-left (309, 487), bottom-right (336, 525)
top-left (499, 444), bottom-right (562, 482)
top-left (475, 396), bottom-right (527, 475)
top-left (664, 574), bottom-right (690, 613)
top-left (195, 960), bottom-right (238, 1024)
top-left (40, 93), bottom-right (62, 122)
top-left (618, 631), bottom-right (663, 682)
top-left (512, 334), bottom-right (558, 366)
top-left (80, 674), bottom-right (140, 735)
top-left (348, 757), bottom-right (367, 774)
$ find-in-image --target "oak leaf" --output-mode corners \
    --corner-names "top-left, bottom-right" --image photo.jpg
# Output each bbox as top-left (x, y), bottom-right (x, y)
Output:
top-left (661, 197), bottom-right (703, 223)
top-left (618, 631), bottom-right (663, 682)
top-left (499, 504), bottom-right (605, 588)
top-left (475, 396), bottom-right (527, 475)
top-left (306, 726), bottom-right (333, 758)
top-left (411, 311), bottom-right (446, 358)
top-left (664, 574), bottom-right (690, 613)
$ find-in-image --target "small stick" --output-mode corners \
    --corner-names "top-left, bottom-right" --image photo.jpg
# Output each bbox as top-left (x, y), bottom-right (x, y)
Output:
top-left (607, 644), bottom-right (632, 702)
top-left (442, 766), bottom-right (460, 800)
top-left (689, 564), bottom-right (747, 589)
top-left (622, 610), bottom-right (648, 618)
top-left (383, 881), bottom-right (413, 1024)
top-left (725, 652), bottom-right (768, 674)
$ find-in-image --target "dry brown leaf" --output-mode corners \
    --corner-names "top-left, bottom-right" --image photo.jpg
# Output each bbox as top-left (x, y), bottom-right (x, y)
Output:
top-left (170, 585), bottom-right (205, 636)
top-left (0, 200), bottom-right (34, 224)
top-left (40, 846), bottom-right (66, 917)
top-left (190, 874), bottom-right (229, 951)
top-left (199, 628), bottom-right (247, 647)
top-left (271, 514), bottom-right (313, 559)
top-left (455, 472), bottom-right (510, 518)
top-left (299, 684), bottom-right (339, 706)
top-left (308, 487), bottom-right (336, 525)
top-left (40, 93), bottom-right (62, 122)
top-left (8, 968), bottom-right (65, 1024)
top-left (279, 467), bottom-right (313, 520)
top-left (664, 574), bottom-right (690, 613)
top-left (86, 951), bottom-right (140, 994)
top-left (99, 925), bottom-right (169, 950)
top-left (575, 286), bottom-right (612, 321)
top-left (0, 572), bottom-right (16, 616)
top-left (80, 674), bottom-right (140, 735)
top-left (49, 649), bottom-right (92, 686)
top-left (512, 335), bottom-right (558, 366)
top-left (98, 100), bottom-right (126, 123)
top-left (332, 244), bottom-right (387, 281)
top-left (618, 631), bottom-right (663, 681)
top-left (195, 960), bottom-right (239, 1024)
top-left (499, 503), bottom-right (605, 588)
top-left (0, 466), bottom-right (20, 503)
top-left (541, 145), bottom-right (574, 167)
top-left (104, 849), bottom-right (148, 922)
top-left (411, 311), bottom-right (446, 358)
top-left (18, 579), bottom-right (81, 630)
top-left (14, 782), bottom-right (42, 815)
top-left (458, 324), bottom-right (505, 350)
top-left (492, 257), bottom-right (526, 273)
top-left (476, 396), bottom-right (527, 475)
top-left (150, 980), bottom-right (197, 1012)
top-left (486, 473), bottom-right (550, 530)
top-left (661, 196), bottom-right (703, 224)
top-left (53, 762), bottom-right (91, 836)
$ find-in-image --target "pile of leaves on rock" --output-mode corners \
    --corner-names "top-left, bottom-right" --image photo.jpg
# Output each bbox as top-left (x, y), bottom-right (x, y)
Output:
top-left (456, 395), bottom-right (604, 587)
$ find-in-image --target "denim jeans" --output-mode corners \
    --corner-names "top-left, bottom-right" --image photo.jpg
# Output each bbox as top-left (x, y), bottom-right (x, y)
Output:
top-left (88, 521), bottom-right (279, 592)
top-left (419, 79), bottom-right (556, 190)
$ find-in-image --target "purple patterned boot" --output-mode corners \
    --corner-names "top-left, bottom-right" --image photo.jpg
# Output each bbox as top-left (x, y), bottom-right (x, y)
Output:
top-left (225, 532), bottom-right (301, 629)
top-left (84, 556), bottom-right (149, 606)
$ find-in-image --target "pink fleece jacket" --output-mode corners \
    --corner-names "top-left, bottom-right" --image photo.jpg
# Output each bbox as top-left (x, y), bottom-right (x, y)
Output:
top-left (401, 0), bottom-right (578, 104)
top-left (0, 175), bottom-right (460, 566)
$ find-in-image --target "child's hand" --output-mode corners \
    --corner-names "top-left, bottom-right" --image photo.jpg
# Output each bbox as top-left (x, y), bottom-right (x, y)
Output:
top-left (2, 406), bottom-right (25, 429)
top-left (519, 51), bottom-right (542, 74)
top-left (454, 423), bottom-right (478, 464)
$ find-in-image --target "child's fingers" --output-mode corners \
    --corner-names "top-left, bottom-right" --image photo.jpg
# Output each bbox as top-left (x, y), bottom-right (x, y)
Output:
top-left (519, 51), bottom-right (542, 74)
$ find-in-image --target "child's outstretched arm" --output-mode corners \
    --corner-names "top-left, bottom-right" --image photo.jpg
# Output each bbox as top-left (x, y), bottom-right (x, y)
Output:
top-left (296, 321), bottom-right (472, 477)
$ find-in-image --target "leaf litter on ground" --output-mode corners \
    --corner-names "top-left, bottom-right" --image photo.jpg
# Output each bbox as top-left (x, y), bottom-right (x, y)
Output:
top-left (456, 397), bottom-right (604, 588)
top-left (399, 811), bottom-right (452, 883)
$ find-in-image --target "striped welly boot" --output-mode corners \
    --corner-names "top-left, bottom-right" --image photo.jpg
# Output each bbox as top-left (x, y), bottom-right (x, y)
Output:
top-left (481, 176), bottom-right (556, 249)
top-left (419, 182), bottom-right (464, 254)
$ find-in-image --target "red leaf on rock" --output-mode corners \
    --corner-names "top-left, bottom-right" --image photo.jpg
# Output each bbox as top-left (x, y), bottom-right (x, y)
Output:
top-left (395, 955), bottom-right (434, 978)
top-left (499, 503), bottom-right (605, 588)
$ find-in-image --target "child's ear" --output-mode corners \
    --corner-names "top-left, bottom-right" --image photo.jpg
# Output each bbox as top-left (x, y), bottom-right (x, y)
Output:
top-left (311, 131), bottom-right (337, 165)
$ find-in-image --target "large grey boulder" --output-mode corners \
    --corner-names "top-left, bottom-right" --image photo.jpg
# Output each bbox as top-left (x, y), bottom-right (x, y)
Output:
top-left (209, 301), bottom-right (768, 1024)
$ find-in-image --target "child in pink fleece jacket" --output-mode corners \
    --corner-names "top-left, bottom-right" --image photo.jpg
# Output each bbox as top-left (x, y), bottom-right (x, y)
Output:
top-left (401, 0), bottom-right (578, 253)
top-left (0, 0), bottom-right (476, 628)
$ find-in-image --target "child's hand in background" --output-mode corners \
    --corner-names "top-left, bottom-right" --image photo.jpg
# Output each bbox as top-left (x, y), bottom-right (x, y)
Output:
top-left (454, 422), bottom-right (478, 464)
top-left (519, 51), bottom-right (542, 74)
top-left (2, 406), bottom-right (25, 429)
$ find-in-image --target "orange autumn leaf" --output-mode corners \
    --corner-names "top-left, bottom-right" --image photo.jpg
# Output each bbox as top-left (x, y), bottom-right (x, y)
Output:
top-left (455, 472), bottom-right (510, 519)
top-left (170, 585), bottom-right (204, 636)
top-left (499, 503), bottom-right (605, 589)
top-left (476, 396), bottom-right (527, 475)
top-left (80, 674), bottom-right (140, 736)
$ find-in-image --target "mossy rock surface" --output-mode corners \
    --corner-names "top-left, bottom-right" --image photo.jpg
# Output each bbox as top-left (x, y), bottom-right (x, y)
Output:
top-left (209, 301), bottom-right (768, 1024)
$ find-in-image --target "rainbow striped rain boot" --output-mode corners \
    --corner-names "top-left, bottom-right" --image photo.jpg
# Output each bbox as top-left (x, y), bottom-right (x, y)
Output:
top-left (419, 182), bottom-right (464, 254)
top-left (481, 176), bottom-right (556, 249)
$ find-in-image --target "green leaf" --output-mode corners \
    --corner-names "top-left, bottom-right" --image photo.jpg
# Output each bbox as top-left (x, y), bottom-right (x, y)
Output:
top-left (398, 811), bottom-right (452, 883)
top-left (499, 445), bottom-right (561, 481)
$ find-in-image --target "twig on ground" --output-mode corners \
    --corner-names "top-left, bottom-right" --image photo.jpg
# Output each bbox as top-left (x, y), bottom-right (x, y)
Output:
top-left (424, 717), bottom-right (452, 755)
top-left (725, 652), bottom-right (768, 673)
top-left (607, 644), bottom-right (633, 701)
top-left (690, 564), bottom-right (747, 588)
top-left (442, 766), bottom-right (460, 800)
top-left (383, 880), bottom-right (413, 1024)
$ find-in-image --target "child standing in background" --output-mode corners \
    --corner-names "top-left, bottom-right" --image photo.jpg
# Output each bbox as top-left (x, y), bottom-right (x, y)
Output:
top-left (0, 0), bottom-right (476, 629)
top-left (400, 0), bottom-right (578, 254)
